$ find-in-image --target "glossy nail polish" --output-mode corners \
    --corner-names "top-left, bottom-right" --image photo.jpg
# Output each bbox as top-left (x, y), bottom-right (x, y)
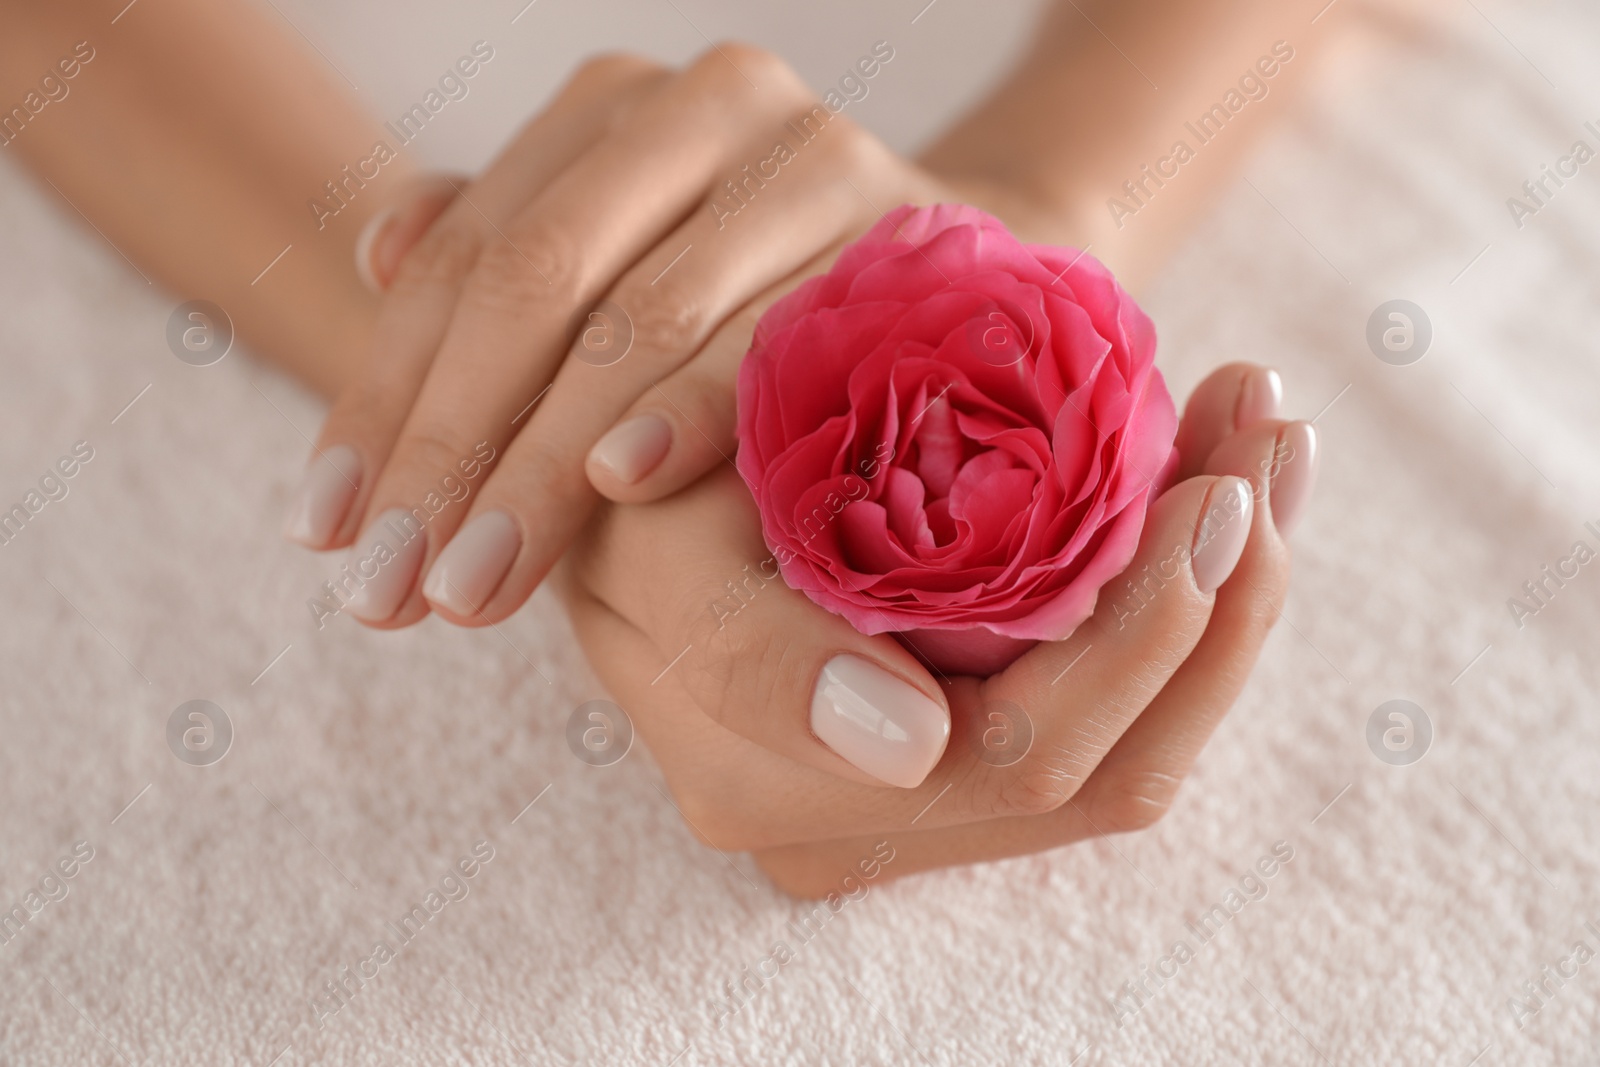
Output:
top-left (422, 510), bottom-right (520, 618)
top-left (810, 654), bottom-right (950, 789)
top-left (1270, 421), bottom-right (1319, 539)
top-left (1192, 476), bottom-right (1254, 593)
top-left (1235, 367), bottom-right (1283, 430)
top-left (353, 208), bottom-right (399, 292)
top-left (588, 413), bottom-right (673, 485)
top-left (344, 508), bottom-right (427, 622)
top-left (283, 445), bottom-right (362, 548)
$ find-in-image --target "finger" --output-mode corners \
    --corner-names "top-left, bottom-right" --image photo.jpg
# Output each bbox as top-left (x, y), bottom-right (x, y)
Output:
top-left (422, 126), bottom-right (890, 623)
top-left (1173, 362), bottom-right (1281, 481)
top-left (353, 173), bottom-right (465, 294)
top-left (755, 425), bottom-right (1313, 896)
top-left (1062, 420), bottom-right (1303, 822)
top-left (281, 55), bottom-right (665, 554)
top-left (957, 473), bottom-right (1253, 815)
top-left (583, 128), bottom-right (934, 505)
top-left (572, 466), bottom-right (952, 791)
top-left (347, 46), bottom-right (820, 626)
top-left (570, 470), bottom-right (1253, 849)
top-left (583, 249), bottom-right (837, 504)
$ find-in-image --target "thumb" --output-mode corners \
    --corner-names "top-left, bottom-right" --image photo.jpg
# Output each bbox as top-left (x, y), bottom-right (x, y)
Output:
top-left (353, 173), bottom-right (468, 293)
top-left (574, 466), bottom-right (953, 790)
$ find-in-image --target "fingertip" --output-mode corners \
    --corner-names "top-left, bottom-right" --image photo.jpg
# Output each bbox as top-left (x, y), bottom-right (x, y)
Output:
top-left (587, 412), bottom-right (673, 493)
top-left (1234, 366), bottom-right (1282, 430)
top-left (1176, 362), bottom-right (1279, 480)
top-left (420, 509), bottom-right (522, 623)
top-left (1192, 476), bottom-right (1254, 594)
top-left (354, 175), bottom-right (465, 293)
top-left (809, 652), bottom-right (952, 789)
top-left (1269, 420), bottom-right (1318, 540)
top-left (343, 508), bottom-right (429, 624)
top-left (282, 444), bottom-right (363, 550)
top-left (353, 207), bottom-right (398, 294)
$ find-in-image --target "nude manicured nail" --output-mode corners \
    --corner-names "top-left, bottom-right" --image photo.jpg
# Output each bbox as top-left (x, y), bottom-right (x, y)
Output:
top-left (1270, 421), bottom-right (1319, 539)
top-left (1235, 366), bottom-right (1282, 430)
top-left (810, 654), bottom-right (950, 789)
top-left (283, 445), bottom-right (362, 548)
top-left (422, 510), bottom-right (520, 617)
top-left (588, 413), bottom-right (672, 485)
top-left (1192, 476), bottom-right (1254, 594)
top-left (345, 508), bottom-right (427, 622)
top-left (353, 208), bottom-right (398, 293)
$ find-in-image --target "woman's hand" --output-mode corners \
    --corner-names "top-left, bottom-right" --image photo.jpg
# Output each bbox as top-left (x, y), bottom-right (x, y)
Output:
top-left (282, 43), bottom-right (992, 630)
top-left (560, 364), bottom-right (1318, 895)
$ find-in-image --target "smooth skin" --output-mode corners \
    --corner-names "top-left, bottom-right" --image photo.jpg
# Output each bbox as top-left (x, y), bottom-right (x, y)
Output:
top-left (298, 5), bottom-right (1323, 630)
top-left (3, 0), bottom-right (1332, 894)
top-left (563, 364), bottom-right (1309, 894)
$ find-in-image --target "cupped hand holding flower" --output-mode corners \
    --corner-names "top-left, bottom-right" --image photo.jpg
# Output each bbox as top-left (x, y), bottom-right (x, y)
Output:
top-left (564, 362), bottom-right (1318, 895)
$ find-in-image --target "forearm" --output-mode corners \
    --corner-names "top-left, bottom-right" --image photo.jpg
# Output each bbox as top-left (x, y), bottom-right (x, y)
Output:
top-left (922, 0), bottom-right (1322, 291)
top-left (0, 0), bottom-right (395, 396)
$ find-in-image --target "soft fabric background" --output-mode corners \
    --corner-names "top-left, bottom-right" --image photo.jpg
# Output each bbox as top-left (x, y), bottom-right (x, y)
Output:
top-left (2, 1), bottom-right (1598, 1064)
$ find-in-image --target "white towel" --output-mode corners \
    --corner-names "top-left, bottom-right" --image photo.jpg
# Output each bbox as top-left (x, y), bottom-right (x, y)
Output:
top-left (2, 1), bottom-right (1597, 1064)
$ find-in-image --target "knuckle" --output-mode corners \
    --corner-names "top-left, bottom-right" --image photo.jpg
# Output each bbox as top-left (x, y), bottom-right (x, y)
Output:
top-left (624, 285), bottom-right (708, 358)
top-left (1094, 556), bottom-right (1211, 655)
top-left (810, 114), bottom-right (880, 171)
top-left (389, 427), bottom-right (483, 486)
top-left (466, 223), bottom-right (583, 311)
top-left (698, 41), bottom-right (794, 87)
top-left (1088, 771), bottom-right (1181, 833)
top-left (1239, 564), bottom-right (1289, 639)
top-left (570, 51), bottom-right (661, 90)
top-left (493, 434), bottom-right (585, 506)
top-left (990, 767), bottom-right (1074, 818)
top-left (391, 222), bottom-right (482, 294)
top-left (965, 726), bottom-right (1103, 819)
top-left (684, 611), bottom-right (782, 733)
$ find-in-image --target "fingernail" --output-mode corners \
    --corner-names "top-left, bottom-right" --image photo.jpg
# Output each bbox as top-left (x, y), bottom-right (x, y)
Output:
top-left (283, 445), bottom-right (363, 548)
top-left (422, 510), bottom-right (520, 618)
top-left (810, 654), bottom-right (950, 789)
top-left (588, 413), bottom-right (673, 485)
top-left (344, 508), bottom-right (427, 622)
top-left (354, 207), bottom-right (399, 292)
top-left (1192, 476), bottom-right (1254, 594)
top-left (1234, 366), bottom-right (1282, 430)
top-left (1270, 421), bottom-right (1319, 540)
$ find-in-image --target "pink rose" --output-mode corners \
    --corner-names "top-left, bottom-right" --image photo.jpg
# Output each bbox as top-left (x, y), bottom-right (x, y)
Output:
top-left (735, 204), bottom-right (1179, 676)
